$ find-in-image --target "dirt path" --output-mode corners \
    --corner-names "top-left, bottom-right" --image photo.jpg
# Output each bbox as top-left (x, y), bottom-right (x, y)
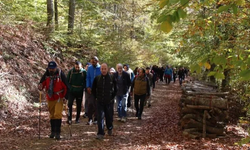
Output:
top-left (1, 79), bottom-right (249, 149)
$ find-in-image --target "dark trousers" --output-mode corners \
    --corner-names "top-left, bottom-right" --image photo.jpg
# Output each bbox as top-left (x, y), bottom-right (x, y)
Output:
top-left (165, 75), bottom-right (171, 84)
top-left (134, 94), bottom-right (146, 117)
top-left (86, 92), bottom-right (97, 120)
top-left (68, 92), bottom-right (83, 121)
top-left (97, 101), bottom-right (114, 135)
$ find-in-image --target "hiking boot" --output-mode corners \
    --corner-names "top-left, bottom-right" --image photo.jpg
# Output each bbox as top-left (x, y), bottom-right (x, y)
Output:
top-left (148, 104), bottom-right (151, 108)
top-left (82, 113), bottom-right (87, 118)
top-left (121, 117), bottom-right (127, 122)
top-left (108, 130), bottom-right (112, 136)
top-left (55, 134), bottom-right (61, 140)
top-left (49, 132), bottom-right (55, 138)
top-left (135, 112), bottom-right (138, 117)
top-left (118, 118), bottom-right (122, 121)
top-left (67, 120), bottom-right (72, 125)
top-left (96, 134), bottom-right (104, 140)
top-left (93, 118), bottom-right (98, 124)
top-left (75, 120), bottom-right (80, 124)
top-left (138, 116), bottom-right (142, 120)
top-left (86, 119), bottom-right (93, 125)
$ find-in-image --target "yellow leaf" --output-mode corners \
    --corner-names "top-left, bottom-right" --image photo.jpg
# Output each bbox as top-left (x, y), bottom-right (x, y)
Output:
top-left (199, 62), bottom-right (203, 67)
top-left (204, 62), bottom-right (211, 69)
top-left (160, 21), bottom-right (172, 33)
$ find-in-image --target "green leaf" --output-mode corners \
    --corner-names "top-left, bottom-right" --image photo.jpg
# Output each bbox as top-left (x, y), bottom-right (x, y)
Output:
top-left (232, 4), bottom-right (238, 14)
top-left (239, 70), bottom-right (250, 81)
top-left (217, 5), bottom-right (231, 13)
top-left (160, 21), bottom-right (173, 33)
top-left (177, 8), bottom-right (187, 19)
top-left (169, 0), bottom-right (179, 5)
top-left (214, 72), bottom-right (225, 79)
top-left (207, 71), bottom-right (216, 76)
top-left (159, 0), bottom-right (169, 9)
top-left (213, 56), bottom-right (227, 65)
top-left (190, 64), bottom-right (201, 73)
top-left (172, 11), bottom-right (180, 22)
top-left (157, 15), bottom-right (168, 23)
top-left (180, 0), bottom-right (189, 6)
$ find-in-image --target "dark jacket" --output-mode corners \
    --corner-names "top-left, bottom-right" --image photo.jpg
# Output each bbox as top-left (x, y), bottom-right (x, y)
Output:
top-left (131, 75), bottom-right (150, 96)
top-left (114, 71), bottom-right (131, 95)
top-left (92, 74), bottom-right (117, 104)
top-left (67, 67), bottom-right (86, 94)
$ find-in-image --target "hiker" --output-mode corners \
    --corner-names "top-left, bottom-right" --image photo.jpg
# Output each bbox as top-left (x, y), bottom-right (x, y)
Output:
top-left (173, 68), bottom-right (177, 83)
top-left (123, 64), bottom-right (134, 108)
top-left (67, 61), bottom-right (86, 124)
top-left (114, 63), bottom-right (131, 122)
top-left (92, 63), bottom-right (117, 139)
top-left (38, 61), bottom-right (68, 140)
top-left (164, 65), bottom-right (173, 84)
top-left (145, 67), bottom-right (154, 107)
top-left (178, 67), bottom-right (185, 85)
top-left (83, 62), bottom-right (91, 118)
top-left (86, 56), bottom-right (101, 125)
top-left (130, 68), bottom-right (150, 120)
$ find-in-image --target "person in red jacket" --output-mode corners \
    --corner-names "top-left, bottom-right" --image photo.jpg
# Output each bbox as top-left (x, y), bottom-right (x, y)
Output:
top-left (38, 61), bottom-right (68, 140)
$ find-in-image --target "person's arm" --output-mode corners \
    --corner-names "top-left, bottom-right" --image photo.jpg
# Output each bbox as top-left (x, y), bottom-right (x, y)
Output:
top-left (60, 71), bottom-right (70, 99)
top-left (113, 75), bottom-right (117, 99)
top-left (86, 66), bottom-right (92, 94)
top-left (130, 78), bottom-right (135, 93)
top-left (83, 70), bottom-right (87, 89)
top-left (91, 76), bottom-right (97, 99)
top-left (146, 78), bottom-right (150, 96)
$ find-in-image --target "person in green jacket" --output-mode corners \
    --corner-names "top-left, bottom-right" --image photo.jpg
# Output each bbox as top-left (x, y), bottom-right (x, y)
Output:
top-left (67, 61), bottom-right (86, 124)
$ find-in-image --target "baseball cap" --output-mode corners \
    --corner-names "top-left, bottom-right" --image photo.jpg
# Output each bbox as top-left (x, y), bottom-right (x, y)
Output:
top-left (48, 61), bottom-right (57, 69)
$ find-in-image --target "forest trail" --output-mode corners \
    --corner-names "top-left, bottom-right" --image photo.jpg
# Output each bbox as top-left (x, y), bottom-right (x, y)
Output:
top-left (0, 78), bottom-right (248, 149)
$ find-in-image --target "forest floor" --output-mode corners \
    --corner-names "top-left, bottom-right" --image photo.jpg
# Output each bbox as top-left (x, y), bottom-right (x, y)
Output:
top-left (0, 78), bottom-right (250, 150)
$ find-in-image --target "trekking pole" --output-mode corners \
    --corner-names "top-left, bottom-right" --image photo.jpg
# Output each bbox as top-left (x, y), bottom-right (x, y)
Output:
top-left (65, 103), bottom-right (72, 137)
top-left (39, 91), bottom-right (42, 139)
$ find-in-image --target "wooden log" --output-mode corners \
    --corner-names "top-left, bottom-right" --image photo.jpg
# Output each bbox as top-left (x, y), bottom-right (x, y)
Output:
top-left (185, 91), bottom-right (229, 97)
top-left (203, 110), bottom-right (207, 138)
top-left (186, 105), bottom-right (213, 109)
top-left (183, 119), bottom-right (225, 135)
top-left (184, 96), bottom-right (228, 109)
top-left (181, 107), bottom-right (201, 115)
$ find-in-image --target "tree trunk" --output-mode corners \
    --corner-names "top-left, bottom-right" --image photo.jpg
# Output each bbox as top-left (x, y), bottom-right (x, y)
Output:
top-left (47, 0), bottom-right (54, 32)
top-left (54, 0), bottom-right (58, 30)
top-left (68, 0), bottom-right (76, 34)
top-left (222, 69), bottom-right (230, 91)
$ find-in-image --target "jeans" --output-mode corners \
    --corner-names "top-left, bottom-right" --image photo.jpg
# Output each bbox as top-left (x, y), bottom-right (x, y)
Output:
top-left (134, 94), bottom-right (146, 117)
top-left (179, 77), bottom-right (183, 85)
top-left (97, 102), bottom-right (114, 135)
top-left (68, 92), bottom-right (83, 121)
top-left (116, 93), bottom-right (128, 118)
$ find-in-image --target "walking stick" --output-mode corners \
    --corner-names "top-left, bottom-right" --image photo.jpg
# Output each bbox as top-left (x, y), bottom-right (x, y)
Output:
top-left (65, 103), bottom-right (72, 137)
top-left (39, 91), bottom-right (41, 139)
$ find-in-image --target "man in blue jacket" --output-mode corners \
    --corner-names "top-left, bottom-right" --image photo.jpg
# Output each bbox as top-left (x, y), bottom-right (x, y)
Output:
top-left (164, 65), bottom-right (173, 84)
top-left (86, 56), bottom-right (101, 125)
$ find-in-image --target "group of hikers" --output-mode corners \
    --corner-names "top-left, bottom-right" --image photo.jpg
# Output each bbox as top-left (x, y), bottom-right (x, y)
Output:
top-left (37, 56), bottom-right (188, 140)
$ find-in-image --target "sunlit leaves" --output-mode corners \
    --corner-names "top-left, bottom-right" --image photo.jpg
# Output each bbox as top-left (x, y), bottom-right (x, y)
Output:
top-left (217, 5), bottom-right (231, 13)
top-left (177, 8), bottom-right (187, 19)
top-left (159, 0), bottom-right (169, 9)
top-left (239, 70), bottom-right (250, 81)
top-left (180, 0), bottom-right (189, 7)
top-left (190, 63), bottom-right (201, 73)
top-left (160, 21), bottom-right (173, 33)
top-left (232, 4), bottom-right (238, 14)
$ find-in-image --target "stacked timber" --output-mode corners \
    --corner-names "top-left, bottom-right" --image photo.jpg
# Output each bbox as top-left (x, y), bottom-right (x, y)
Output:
top-left (179, 81), bottom-right (229, 139)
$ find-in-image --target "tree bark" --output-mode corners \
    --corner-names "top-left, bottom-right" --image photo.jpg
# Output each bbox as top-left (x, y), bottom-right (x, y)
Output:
top-left (47, 0), bottom-right (54, 32)
top-left (54, 0), bottom-right (58, 30)
top-left (68, 0), bottom-right (76, 34)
